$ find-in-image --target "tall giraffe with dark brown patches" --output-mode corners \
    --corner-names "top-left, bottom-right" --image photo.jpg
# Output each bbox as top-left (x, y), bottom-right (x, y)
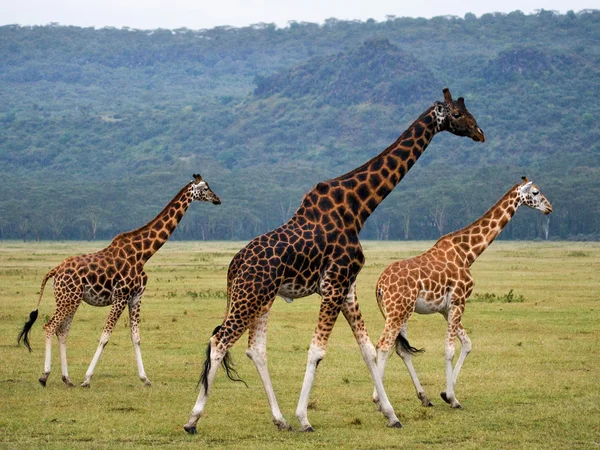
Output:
top-left (18, 174), bottom-right (221, 387)
top-left (373, 177), bottom-right (552, 410)
top-left (184, 88), bottom-right (485, 433)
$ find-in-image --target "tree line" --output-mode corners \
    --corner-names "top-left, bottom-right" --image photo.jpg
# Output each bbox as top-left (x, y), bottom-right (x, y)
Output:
top-left (0, 10), bottom-right (598, 241)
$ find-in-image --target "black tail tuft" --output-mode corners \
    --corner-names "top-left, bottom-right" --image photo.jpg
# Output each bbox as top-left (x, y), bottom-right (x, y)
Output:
top-left (199, 325), bottom-right (247, 394)
top-left (17, 309), bottom-right (39, 352)
top-left (396, 333), bottom-right (424, 356)
top-left (199, 332), bottom-right (213, 393)
top-left (221, 350), bottom-right (248, 388)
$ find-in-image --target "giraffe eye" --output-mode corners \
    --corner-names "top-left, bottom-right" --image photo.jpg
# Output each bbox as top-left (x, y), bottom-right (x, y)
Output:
top-left (532, 190), bottom-right (539, 195)
top-left (451, 112), bottom-right (461, 118)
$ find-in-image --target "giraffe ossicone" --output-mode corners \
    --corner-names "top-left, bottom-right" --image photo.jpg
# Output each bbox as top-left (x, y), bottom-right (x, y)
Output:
top-left (373, 178), bottom-right (552, 410)
top-left (184, 88), bottom-right (485, 434)
top-left (17, 174), bottom-right (221, 387)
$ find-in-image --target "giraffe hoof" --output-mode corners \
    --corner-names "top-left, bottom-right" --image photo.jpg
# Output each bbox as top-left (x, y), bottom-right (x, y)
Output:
top-left (38, 377), bottom-right (47, 387)
top-left (388, 420), bottom-right (403, 429)
top-left (418, 392), bottom-right (433, 407)
top-left (184, 425), bottom-right (197, 434)
top-left (62, 376), bottom-right (75, 387)
top-left (80, 382), bottom-right (91, 388)
top-left (440, 392), bottom-right (450, 404)
top-left (275, 421), bottom-right (293, 431)
top-left (302, 426), bottom-right (315, 432)
top-left (451, 403), bottom-right (463, 409)
top-left (143, 380), bottom-right (152, 387)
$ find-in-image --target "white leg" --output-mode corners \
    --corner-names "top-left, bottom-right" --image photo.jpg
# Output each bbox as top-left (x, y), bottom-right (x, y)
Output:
top-left (452, 323), bottom-right (472, 385)
top-left (184, 339), bottom-right (225, 434)
top-left (58, 338), bottom-right (74, 386)
top-left (441, 308), bottom-right (462, 408)
top-left (39, 334), bottom-right (53, 386)
top-left (246, 311), bottom-right (290, 430)
top-left (296, 343), bottom-right (326, 431)
top-left (38, 291), bottom-right (81, 387)
top-left (396, 330), bottom-right (433, 407)
top-left (81, 299), bottom-right (127, 387)
top-left (372, 348), bottom-right (390, 409)
top-left (81, 331), bottom-right (109, 387)
top-left (129, 299), bottom-right (151, 386)
top-left (341, 287), bottom-right (401, 428)
top-left (57, 314), bottom-right (75, 386)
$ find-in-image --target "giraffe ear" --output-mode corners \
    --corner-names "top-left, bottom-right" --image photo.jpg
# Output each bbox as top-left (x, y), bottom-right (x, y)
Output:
top-left (443, 88), bottom-right (453, 104)
top-left (521, 176), bottom-right (529, 183)
top-left (193, 174), bottom-right (203, 182)
top-left (457, 97), bottom-right (466, 111)
top-left (520, 181), bottom-right (533, 194)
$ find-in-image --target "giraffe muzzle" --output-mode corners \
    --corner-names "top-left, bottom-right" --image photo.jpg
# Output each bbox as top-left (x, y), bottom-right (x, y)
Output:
top-left (472, 127), bottom-right (485, 143)
top-left (212, 196), bottom-right (222, 205)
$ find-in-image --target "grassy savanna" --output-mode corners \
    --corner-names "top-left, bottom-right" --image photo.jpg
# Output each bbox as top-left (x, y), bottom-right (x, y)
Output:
top-left (1, 241), bottom-right (599, 449)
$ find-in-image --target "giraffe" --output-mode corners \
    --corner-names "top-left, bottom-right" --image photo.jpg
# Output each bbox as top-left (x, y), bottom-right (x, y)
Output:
top-left (373, 177), bottom-right (552, 410)
top-left (183, 88), bottom-right (485, 433)
top-left (18, 174), bottom-right (221, 388)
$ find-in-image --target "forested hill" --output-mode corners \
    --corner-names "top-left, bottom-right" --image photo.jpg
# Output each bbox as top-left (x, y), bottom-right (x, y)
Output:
top-left (0, 10), bottom-right (599, 242)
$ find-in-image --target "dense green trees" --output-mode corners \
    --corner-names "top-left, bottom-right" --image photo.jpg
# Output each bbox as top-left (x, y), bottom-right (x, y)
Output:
top-left (0, 10), bottom-right (598, 241)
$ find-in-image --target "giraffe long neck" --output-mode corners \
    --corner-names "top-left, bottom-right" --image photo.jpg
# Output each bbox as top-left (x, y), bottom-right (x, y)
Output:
top-left (438, 185), bottom-right (522, 267)
top-left (296, 106), bottom-right (439, 232)
top-left (111, 183), bottom-right (194, 262)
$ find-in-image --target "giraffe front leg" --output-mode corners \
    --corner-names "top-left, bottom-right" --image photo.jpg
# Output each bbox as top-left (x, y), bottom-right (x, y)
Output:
top-left (81, 298), bottom-right (127, 387)
top-left (341, 288), bottom-right (401, 428)
top-left (372, 347), bottom-right (390, 411)
top-left (295, 294), bottom-right (343, 432)
top-left (296, 342), bottom-right (327, 432)
top-left (129, 296), bottom-right (151, 386)
top-left (450, 322), bottom-right (471, 390)
top-left (246, 309), bottom-right (291, 431)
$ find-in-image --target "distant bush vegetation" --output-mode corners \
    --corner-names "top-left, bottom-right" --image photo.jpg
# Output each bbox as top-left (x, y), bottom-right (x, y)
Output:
top-left (0, 10), bottom-right (598, 241)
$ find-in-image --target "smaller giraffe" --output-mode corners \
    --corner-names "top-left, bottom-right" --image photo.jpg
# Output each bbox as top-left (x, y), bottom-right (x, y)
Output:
top-left (18, 174), bottom-right (221, 387)
top-left (373, 177), bottom-right (552, 410)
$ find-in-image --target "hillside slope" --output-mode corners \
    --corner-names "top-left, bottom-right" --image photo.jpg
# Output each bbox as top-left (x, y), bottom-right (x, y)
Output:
top-left (0, 11), bottom-right (598, 240)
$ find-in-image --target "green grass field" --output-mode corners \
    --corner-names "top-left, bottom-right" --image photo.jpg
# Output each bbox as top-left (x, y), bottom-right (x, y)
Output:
top-left (1, 240), bottom-right (599, 449)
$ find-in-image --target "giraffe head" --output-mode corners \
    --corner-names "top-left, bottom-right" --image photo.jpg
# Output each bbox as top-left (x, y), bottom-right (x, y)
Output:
top-left (191, 174), bottom-right (221, 205)
top-left (433, 88), bottom-right (485, 142)
top-left (518, 177), bottom-right (553, 215)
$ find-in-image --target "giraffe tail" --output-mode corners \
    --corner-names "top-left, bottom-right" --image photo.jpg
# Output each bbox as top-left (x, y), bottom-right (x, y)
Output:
top-left (198, 325), bottom-right (247, 393)
top-left (17, 267), bottom-right (56, 352)
top-left (396, 334), bottom-right (425, 356)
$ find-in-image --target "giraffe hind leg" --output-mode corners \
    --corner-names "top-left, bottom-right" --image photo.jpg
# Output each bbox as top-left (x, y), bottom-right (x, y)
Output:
top-left (39, 289), bottom-right (82, 386)
top-left (57, 313), bottom-right (76, 387)
top-left (198, 325), bottom-right (246, 393)
top-left (396, 332), bottom-right (433, 407)
top-left (245, 309), bottom-right (292, 431)
top-left (185, 320), bottom-right (248, 434)
top-left (185, 335), bottom-right (236, 434)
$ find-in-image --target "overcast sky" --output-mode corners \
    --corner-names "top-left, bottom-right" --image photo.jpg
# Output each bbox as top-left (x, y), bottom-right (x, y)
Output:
top-left (1, 0), bottom-right (597, 30)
